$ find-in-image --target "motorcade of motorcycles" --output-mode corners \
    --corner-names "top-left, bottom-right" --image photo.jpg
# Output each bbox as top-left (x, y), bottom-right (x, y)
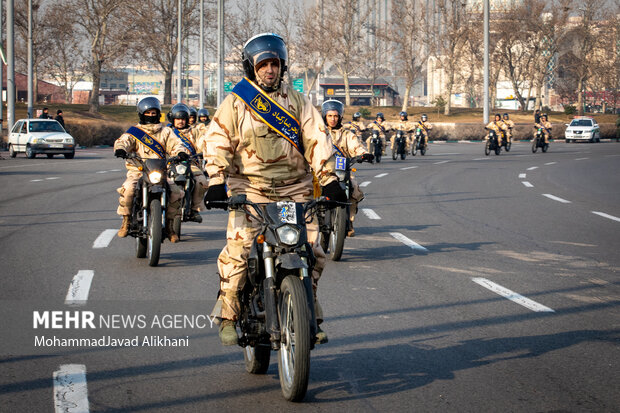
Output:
top-left (206, 195), bottom-right (339, 401)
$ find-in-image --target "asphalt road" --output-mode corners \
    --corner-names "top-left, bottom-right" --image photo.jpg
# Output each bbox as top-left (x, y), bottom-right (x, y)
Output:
top-left (0, 140), bottom-right (618, 412)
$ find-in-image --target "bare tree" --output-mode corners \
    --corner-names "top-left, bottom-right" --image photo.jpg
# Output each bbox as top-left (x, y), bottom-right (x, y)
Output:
top-left (590, 11), bottom-right (620, 112)
top-left (66, 0), bottom-right (132, 113)
top-left (128, 0), bottom-right (200, 105)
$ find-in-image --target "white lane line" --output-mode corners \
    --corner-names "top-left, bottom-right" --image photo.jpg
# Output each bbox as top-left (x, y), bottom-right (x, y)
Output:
top-left (374, 173), bottom-right (388, 178)
top-left (591, 211), bottom-right (620, 223)
top-left (96, 170), bottom-right (108, 174)
top-left (542, 194), bottom-right (571, 204)
top-left (522, 181), bottom-right (534, 188)
top-left (575, 157), bottom-right (589, 161)
top-left (390, 232), bottom-right (428, 252)
top-left (433, 160), bottom-right (450, 165)
top-left (53, 364), bottom-right (90, 413)
top-left (362, 209), bottom-right (381, 220)
top-left (519, 173), bottom-right (526, 179)
top-left (472, 157), bottom-right (490, 161)
top-left (30, 179), bottom-right (43, 182)
top-left (544, 162), bottom-right (557, 165)
top-left (400, 166), bottom-right (418, 170)
top-left (359, 181), bottom-right (371, 187)
top-left (431, 152), bottom-right (461, 155)
top-left (527, 166), bottom-right (539, 171)
top-left (45, 177), bottom-right (60, 180)
top-left (93, 229), bottom-right (117, 248)
top-left (65, 270), bottom-right (95, 306)
top-left (110, 169), bottom-right (122, 172)
top-left (472, 278), bottom-right (554, 312)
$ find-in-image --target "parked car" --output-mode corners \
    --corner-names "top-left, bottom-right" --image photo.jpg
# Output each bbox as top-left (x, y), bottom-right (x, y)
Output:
top-left (564, 117), bottom-right (601, 143)
top-left (8, 119), bottom-right (75, 158)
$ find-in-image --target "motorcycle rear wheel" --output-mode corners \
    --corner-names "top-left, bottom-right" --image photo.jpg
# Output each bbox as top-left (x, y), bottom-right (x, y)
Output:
top-left (542, 143), bottom-right (549, 153)
top-left (329, 206), bottom-right (348, 261)
top-left (147, 199), bottom-right (162, 267)
top-left (278, 276), bottom-right (311, 402)
top-left (412, 139), bottom-right (417, 156)
top-left (173, 215), bottom-right (182, 242)
top-left (244, 343), bottom-right (271, 374)
top-left (494, 144), bottom-right (501, 155)
top-left (505, 142), bottom-right (511, 152)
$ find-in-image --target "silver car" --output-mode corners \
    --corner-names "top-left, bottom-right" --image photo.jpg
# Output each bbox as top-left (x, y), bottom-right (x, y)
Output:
top-left (8, 119), bottom-right (76, 159)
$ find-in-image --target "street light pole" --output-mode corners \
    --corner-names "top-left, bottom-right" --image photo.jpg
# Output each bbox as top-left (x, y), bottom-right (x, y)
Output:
top-left (27, 0), bottom-right (33, 118)
top-left (199, 0), bottom-right (204, 108)
top-left (217, 0), bottom-right (224, 105)
top-left (177, 0), bottom-right (183, 104)
top-left (483, 0), bottom-right (489, 124)
top-left (7, 0), bottom-right (15, 132)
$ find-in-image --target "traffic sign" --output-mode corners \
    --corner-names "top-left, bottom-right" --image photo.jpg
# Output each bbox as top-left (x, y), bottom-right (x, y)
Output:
top-left (224, 82), bottom-right (233, 93)
top-left (292, 78), bottom-right (304, 93)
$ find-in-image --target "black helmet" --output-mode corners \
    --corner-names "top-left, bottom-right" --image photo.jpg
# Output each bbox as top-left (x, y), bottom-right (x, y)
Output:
top-left (167, 103), bottom-right (191, 124)
top-left (321, 99), bottom-right (344, 128)
top-left (399, 111), bottom-right (408, 120)
top-left (503, 113), bottom-right (509, 119)
top-left (494, 113), bottom-right (502, 120)
top-left (421, 114), bottom-right (428, 122)
top-left (197, 108), bottom-right (210, 123)
top-left (541, 113), bottom-right (548, 120)
top-left (376, 112), bottom-right (385, 121)
top-left (353, 111), bottom-right (361, 121)
top-left (189, 106), bottom-right (197, 119)
top-left (242, 33), bottom-right (287, 89)
top-left (137, 97), bottom-right (161, 124)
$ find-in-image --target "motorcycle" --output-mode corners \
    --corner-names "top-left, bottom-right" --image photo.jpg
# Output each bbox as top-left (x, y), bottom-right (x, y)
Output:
top-left (318, 155), bottom-right (369, 261)
top-left (412, 128), bottom-right (426, 156)
top-left (208, 195), bottom-right (335, 402)
top-left (392, 130), bottom-right (408, 160)
top-left (532, 128), bottom-right (549, 153)
top-left (484, 130), bottom-right (501, 156)
top-left (168, 154), bottom-right (203, 241)
top-left (370, 130), bottom-right (383, 163)
top-left (126, 154), bottom-right (172, 267)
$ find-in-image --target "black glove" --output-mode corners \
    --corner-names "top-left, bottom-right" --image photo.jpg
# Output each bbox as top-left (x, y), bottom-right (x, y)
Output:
top-left (178, 152), bottom-right (189, 161)
top-left (321, 180), bottom-right (347, 204)
top-left (114, 149), bottom-right (127, 159)
top-left (361, 153), bottom-right (374, 163)
top-left (203, 184), bottom-right (228, 210)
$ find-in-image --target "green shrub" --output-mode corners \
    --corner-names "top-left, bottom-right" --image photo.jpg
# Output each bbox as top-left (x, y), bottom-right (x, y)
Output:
top-left (563, 105), bottom-right (577, 115)
top-left (358, 107), bottom-right (371, 119)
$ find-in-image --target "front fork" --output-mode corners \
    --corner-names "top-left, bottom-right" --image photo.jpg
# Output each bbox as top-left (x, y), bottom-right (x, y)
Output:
top-left (142, 185), bottom-right (167, 232)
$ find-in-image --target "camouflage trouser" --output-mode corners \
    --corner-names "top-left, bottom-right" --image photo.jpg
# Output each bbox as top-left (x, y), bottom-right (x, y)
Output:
top-left (117, 170), bottom-right (184, 219)
top-left (349, 176), bottom-right (364, 222)
top-left (216, 181), bottom-right (326, 321)
top-left (190, 165), bottom-right (208, 211)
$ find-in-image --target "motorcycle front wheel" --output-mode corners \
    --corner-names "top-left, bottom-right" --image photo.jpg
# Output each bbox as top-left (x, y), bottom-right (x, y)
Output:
top-left (412, 139), bottom-right (417, 156)
top-left (147, 199), bottom-right (162, 267)
top-left (278, 276), bottom-right (311, 402)
top-left (485, 141), bottom-right (491, 156)
top-left (392, 149), bottom-right (397, 160)
top-left (244, 343), bottom-right (271, 374)
top-left (532, 139), bottom-right (538, 153)
top-left (329, 206), bottom-right (348, 261)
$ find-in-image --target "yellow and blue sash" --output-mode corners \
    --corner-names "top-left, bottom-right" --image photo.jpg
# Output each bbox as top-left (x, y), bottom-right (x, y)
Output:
top-left (348, 122), bottom-right (361, 132)
top-left (126, 126), bottom-right (166, 159)
top-left (232, 77), bottom-right (303, 154)
top-left (172, 128), bottom-right (197, 156)
top-left (373, 121), bottom-right (386, 134)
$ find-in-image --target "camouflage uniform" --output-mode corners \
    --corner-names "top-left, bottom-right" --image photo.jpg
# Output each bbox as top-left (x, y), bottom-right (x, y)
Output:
top-left (170, 125), bottom-right (209, 212)
top-left (390, 120), bottom-right (415, 152)
top-left (343, 120), bottom-right (366, 141)
top-left (203, 81), bottom-right (337, 321)
top-left (414, 120), bottom-right (433, 148)
top-left (366, 120), bottom-right (390, 154)
top-left (329, 127), bottom-right (368, 223)
top-left (503, 119), bottom-right (515, 143)
top-left (534, 120), bottom-right (552, 143)
top-left (114, 123), bottom-right (186, 220)
top-left (485, 120), bottom-right (507, 141)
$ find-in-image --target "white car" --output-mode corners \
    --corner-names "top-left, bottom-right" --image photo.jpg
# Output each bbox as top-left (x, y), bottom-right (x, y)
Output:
top-left (8, 119), bottom-right (75, 158)
top-left (564, 117), bottom-right (601, 143)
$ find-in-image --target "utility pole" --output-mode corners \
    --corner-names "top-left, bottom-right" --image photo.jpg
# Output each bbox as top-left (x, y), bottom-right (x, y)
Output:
top-left (0, 0), bottom-right (4, 138)
top-left (483, 0), bottom-right (489, 124)
top-left (27, 0), bottom-right (33, 118)
top-left (199, 0), bottom-right (204, 108)
top-left (177, 0), bottom-right (183, 104)
top-left (7, 0), bottom-right (15, 132)
top-left (217, 0), bottom-right (224, 105)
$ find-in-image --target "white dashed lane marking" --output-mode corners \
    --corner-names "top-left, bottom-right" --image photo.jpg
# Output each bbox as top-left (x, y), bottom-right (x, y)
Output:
top-left (527, 166), bottom-right (539, 171)
top-left (543, 194), bottom-right (571, 204)
top-left (93, 229), bottom-right (117, 248)
top-left (359, 181), bottom-right (371, 187)
top-left (362, 209), bottom-right (381, 220)
top-left (65, 270), bottom-right (95, 306)
top-left (544, 162), bottom-right (557, 166)
top-left (433, 160), bottom-right (450, 165)
top-left (390, 232), bottom-right (428, 252)
top-left (519, 173), bottom-right (526, 179)
top-left (374, 173), bottom-right (388, 178)
top-left (472, 278), bottom-right (555, 313)
top-left (53, 364), bottom-right (90, 413)
top-left (591, 211), bottom-right (620, 223)
top-left (522, 181), bottom-right (534, 188)
top-left (400, 166), bottom-right (418, 170)
top-left (575, 157), bottom-right (589, 161)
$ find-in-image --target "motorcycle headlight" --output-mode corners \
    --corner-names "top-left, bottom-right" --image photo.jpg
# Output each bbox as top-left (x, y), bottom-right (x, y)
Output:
top-left (276, 225), bottom-right (300, 246)
top-left (148, 171), bottom-right (163, 184)
top-left (175, 164), bottom-right (188, 175)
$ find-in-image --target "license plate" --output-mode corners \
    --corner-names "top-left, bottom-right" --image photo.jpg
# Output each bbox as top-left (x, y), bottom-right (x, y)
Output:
top-left (49, 143), bottom-right (64, 148)
top-left (335, 156), bottom-right (346, 171)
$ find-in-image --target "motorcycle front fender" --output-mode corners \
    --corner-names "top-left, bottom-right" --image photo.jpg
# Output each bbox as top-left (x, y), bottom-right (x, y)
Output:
top-left (149, 185), bottom-right (165, 194)
top-left (276, 253), bottom-right (308, 270)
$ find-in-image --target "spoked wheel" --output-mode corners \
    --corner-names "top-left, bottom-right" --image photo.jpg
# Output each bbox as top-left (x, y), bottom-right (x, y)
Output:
top-left (392, 150), bottom-right (397, 160)
top-left (542, 143), bottom-right (549, 153)
top-left (328, 206), bottom-right (347, 261)
top-left (532, 139), bottom-right (538, 153)
top-left (412, 139), bottom-right (417, 156)
top-left (147, 199), bottom-right (162, 267)
top-left (485, 141), bottom-right (491, 156)
top-left (244, 343), bottom-right (271, 374)
top-left (278, 276), bottom-right (311, 402)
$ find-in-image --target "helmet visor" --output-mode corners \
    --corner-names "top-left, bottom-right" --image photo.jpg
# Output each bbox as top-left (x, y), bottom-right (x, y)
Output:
top-left (244, 33), bottom-right (287, 68)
